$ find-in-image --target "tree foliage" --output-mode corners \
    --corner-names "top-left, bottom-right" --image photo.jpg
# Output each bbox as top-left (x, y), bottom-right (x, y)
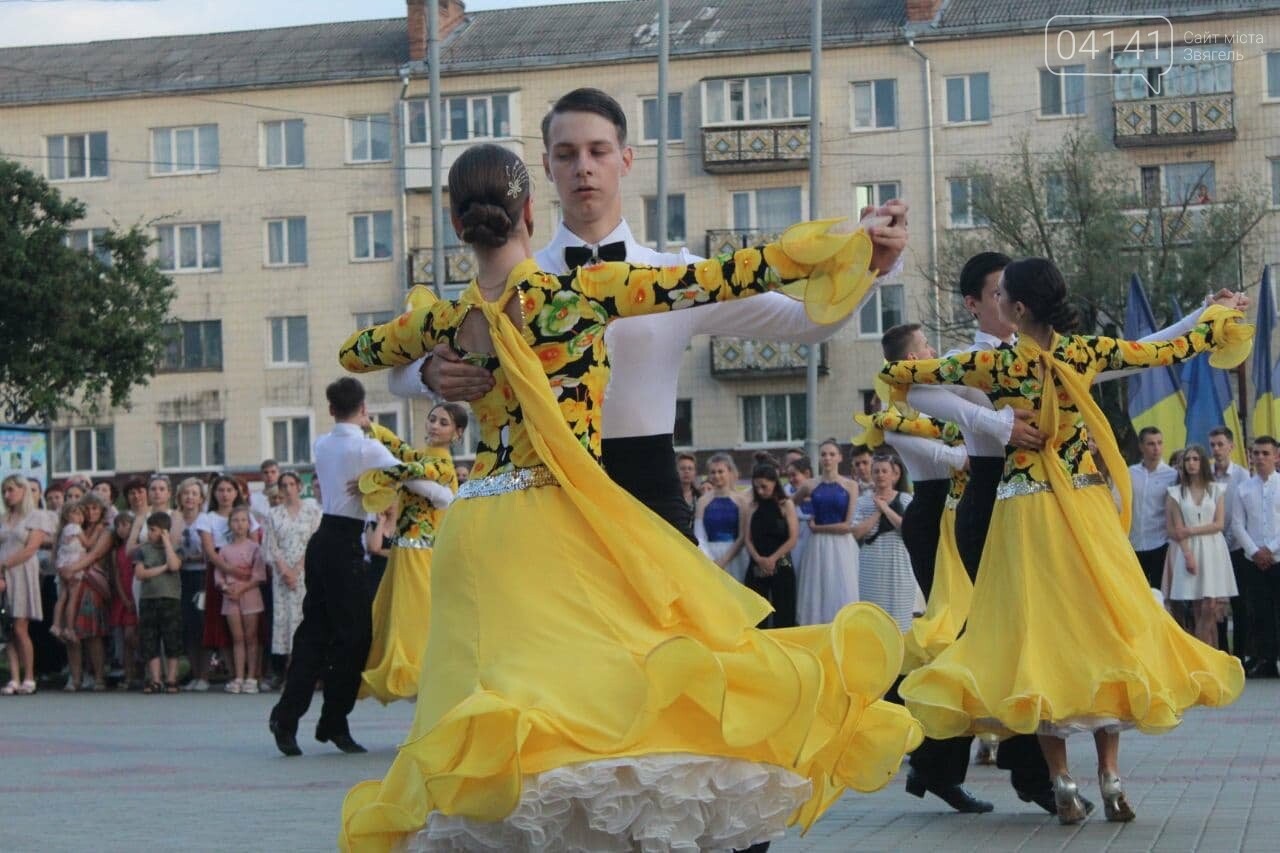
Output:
top-left (930, 130), bottom-right (1270, 340)
top-left (0, 159), bottom-right (176, 424)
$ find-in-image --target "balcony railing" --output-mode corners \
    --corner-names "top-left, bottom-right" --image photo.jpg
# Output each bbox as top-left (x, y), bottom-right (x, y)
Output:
top-left (710, 337), bottom-right (827, 378)
top-left (701, 121), bottom-right (810, 173)
top-left (1113, 94), bottom-right (1235, 147)
top-left (704, 228), bottom-right (785, 258)
top-left (409, 246), bottom-right (476, 286)
top-left (1121, 204), bottom-right (1214, 247)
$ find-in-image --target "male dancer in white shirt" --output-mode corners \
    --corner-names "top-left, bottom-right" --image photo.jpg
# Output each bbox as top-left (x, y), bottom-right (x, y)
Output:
top-left (1129, 427), bottom-right (1177, 589)
top-left (399, 88), bottom-right (907, 541)
top-left (1208, 426), bottom-right (1253, 667)
top-left (1231, 436), bottom-right (1280, 679)
top-left (269, 378), bottom-right (450, 757)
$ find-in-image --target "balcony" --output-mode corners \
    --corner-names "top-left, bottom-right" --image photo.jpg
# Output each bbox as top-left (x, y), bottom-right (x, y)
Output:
top-left (409, 245), bottom-right (476, 286)
top-left (710, 337), bottom-right (827, 378)
top-left (704, 228), bottom-right (785, 258)
top-left (701, 121), bottom-right (809, 174)
top-left (1113, 94), bottom-right (1235, 148)
top-left (1121, 205), bottom-right (1214, 247)
top-left (404, 138), bottom-right (524, 191)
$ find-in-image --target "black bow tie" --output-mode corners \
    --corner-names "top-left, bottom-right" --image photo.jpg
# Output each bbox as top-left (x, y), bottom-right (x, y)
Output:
top-left (565, 241), bottom-right (627, 270)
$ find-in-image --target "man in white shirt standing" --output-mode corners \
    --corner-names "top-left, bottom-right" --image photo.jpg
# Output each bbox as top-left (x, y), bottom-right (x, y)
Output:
top-left (404, 88), bottom-right (908, 544)
top-left (269, 378), bottom-right (449, 756)
top-left (1129, 427), bottom-right (1178, 589)
top-left (1230, 435), bottom-right (1280, 679)
top-left (1208, 426), bottom-right (1252, 666)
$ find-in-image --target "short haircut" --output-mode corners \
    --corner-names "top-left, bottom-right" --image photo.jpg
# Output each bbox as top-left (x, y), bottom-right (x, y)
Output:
top-left (787, 454), bottom-right (813, 476)
top-left (1137, 426), bottom-right (1163, 442)
top-left (146, 511), bottom-right (172, 531)
top-left (1208, 426), bottom-right (1234, 442)
top-left (541, 87), bottom-right (628, 148)
top-left (850, 444), bottom-right (872, 458)
top-left (1254, 435), bottom-right (1279, 450)
top-left (122, 478), bottom-right (145, 496)
top-left (327, 377), bottom-right (365, 419)
top-left (958, 251), bottom-right (1011, 301)
top-left (881, 323), bottom-right (924, 361)
top-left (260, 459), bottom-right (279, 471)
top-left (676, 452), bottom-right (697, 464)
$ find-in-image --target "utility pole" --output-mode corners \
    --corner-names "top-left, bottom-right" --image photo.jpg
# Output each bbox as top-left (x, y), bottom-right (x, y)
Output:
top-left (805, 0), bottom-right (822, 461)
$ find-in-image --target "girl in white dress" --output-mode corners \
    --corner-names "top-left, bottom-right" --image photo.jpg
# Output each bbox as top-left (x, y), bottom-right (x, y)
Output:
top-left (792, 439), bottom-right (861, 625)
top-left (693, 453), bottom-right (749, 583)
top-left (1165, 444), bottom-right (1237, 647)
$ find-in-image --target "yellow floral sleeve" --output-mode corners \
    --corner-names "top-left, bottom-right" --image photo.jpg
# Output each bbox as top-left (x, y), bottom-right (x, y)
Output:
top-left (880, 347), bottom-right (1006, 396)
top-left (366, 422), bottom-right (422, 464)
top-left (1063, 305), bottom-right (1252, 376)
top-left (357, 453), bottom-right (455, 515)
top-left (338, 299), bottom-right (461, 373)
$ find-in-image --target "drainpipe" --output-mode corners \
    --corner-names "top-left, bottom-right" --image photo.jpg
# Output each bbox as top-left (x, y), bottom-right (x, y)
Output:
top-left (805, 0), bottom-right (821, 462)
top-left (907, 37), bottom-right (941, 349)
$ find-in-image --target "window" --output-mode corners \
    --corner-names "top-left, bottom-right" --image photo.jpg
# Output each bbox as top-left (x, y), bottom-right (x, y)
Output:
top-left (1163, 162), bottom-right (1215, 205)
top-left (945, 73), bottom-right (990, 123)
top-left (160, 320), bottom-right (222, 371)
top-left (851, 79), bottom-right (897, 129)
top-left (948, 177), bottom-right (991, 228)
top-left (1040, 67), bottom-right (1086, 116)
top-left (1115, 52), bottom-right (1232, 100)
top-left (152, 125), bottom-right (219, 174)
top-left (674, 399), bottom-right (693, 448)
top-left (1269, 52), bottom-right (1280, 99)
top-left (355, 310), bottom-right (396, 329)
top-left (157, 223), bottom-right (221, 272)
top-left (160, 421), bottom-right (225, 470)
top-left (46, 132), bottom-right (108, 180)
top-left (640, 93), bottom-right (683, 142)
top-left (265, 217), bottom-right (307, 266)
top-left (859, 284), bottom-right (906, 337)
top-left (262, 119), bottom-right (305, 168)
top-left (269, 316), bottom-right (309, 366)
top-left (270, 416), bottom-right (312, 464)
top-left (349, 113), bottom-right (391, 162)
top-left (732, 187), bottom-right (802, 231)
top-left (1045, 172), bottom-right (1068, 220)
top-left (52, 426), bottom-right (114, 474)
top-left (703, 74), bottom-right (810, 125)
top-left (351, 211), bottom-right (393, 260)
top-left (66, 227), bottom-right (112, 265)
top-left (1271, 159), bottom-right (1280, 208)
top-left (854, 181), bottom-right (900, 213)
top-left (406, 94), bottom-right (512, 144)
top-left (643, 194), bottom-right (686, 245)
top-left (369, 406), bottom-right (403, 436)
top-left (742, 393), bottom-right (806, 444)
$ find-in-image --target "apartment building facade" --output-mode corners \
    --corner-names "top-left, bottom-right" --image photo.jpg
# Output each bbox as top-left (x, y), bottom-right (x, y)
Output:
top-left (2, 0), bottom-right (1278, 481)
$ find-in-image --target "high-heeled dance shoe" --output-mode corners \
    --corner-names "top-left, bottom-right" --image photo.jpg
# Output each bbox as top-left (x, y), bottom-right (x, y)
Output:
top-left (1052, 774), bottom-right (1090, 825)
top-left (1098, 771), bottom-right (1136, 822)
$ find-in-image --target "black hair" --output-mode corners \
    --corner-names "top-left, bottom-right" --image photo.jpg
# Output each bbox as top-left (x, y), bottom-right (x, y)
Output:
top-left (145, 511), bottom-right (172, 532)
top-left (1000, 257), bottom-right (1079, 332)
top-left (326, 377), bottom-right (366, 419)
top-left (430, 401), bottom-right (471, 434)
top-left (750, 459), bottom-right (787, 506)
top-left (1208, 425), bottom-right (1234, 442)
top-left (540, 87), bottom-right (628, 148)
top-left (447, 143), bottom-right (531, 250)
top-left (881, 322), bottom-right (924, 361)
top-left (1137, 426), bottom-right (1163, 442)
top-left (787, 454), bottom-right (813, 476)
top-left (1254, 435), bottom-right (1279, 450)
top-left (958, 251), bottom-right (1011, 301)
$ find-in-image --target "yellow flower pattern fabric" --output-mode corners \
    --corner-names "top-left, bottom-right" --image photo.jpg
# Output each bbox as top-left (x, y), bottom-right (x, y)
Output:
top-left (357, 422), bottom-right (457, 542)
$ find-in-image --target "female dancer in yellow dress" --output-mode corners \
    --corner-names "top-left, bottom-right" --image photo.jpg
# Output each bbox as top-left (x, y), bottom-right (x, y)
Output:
top-left (882, 257), bottom-right (1249, 824)
top-left (359, 402), bottom-right (466, 703)
top-left (335, 144), bottom-right (921, 852)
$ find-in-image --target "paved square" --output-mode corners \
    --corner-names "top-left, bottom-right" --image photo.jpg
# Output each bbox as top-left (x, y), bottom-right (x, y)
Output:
top-left (3, 680), bottom-right (1274, 851)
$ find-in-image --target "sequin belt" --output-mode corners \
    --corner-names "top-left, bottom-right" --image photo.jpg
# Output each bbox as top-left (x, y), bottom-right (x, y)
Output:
top-left (995, 472), bottom-right (1106, 501)
top-left (392, 535), bottom-right (435, 550)
top-left (456, 465), bottom-right (559, 500)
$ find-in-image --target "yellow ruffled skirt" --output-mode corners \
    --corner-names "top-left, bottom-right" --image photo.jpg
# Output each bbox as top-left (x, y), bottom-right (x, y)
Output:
top-left (901, 505), bottom-right (972, 674)
top-left (899, 484), bottom-right (1244, 739)
top-left (360, 545), bottom-right (433, 704)
top-left (340, 484), bottom-right (922, 852)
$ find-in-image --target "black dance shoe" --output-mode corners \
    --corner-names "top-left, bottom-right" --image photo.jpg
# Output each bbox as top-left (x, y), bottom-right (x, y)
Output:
top-left (269, 716), bottom-right (302, 757)
top-left (1246, 659), bottom-right (1278, 678)
top-left (905, 770), bottom-right (994, 813)
top-left (316, 724), bottom-right (367, 754)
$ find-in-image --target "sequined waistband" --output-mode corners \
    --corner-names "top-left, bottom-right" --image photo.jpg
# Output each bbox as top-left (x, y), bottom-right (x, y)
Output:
top-left (995, 472), bottom-right (1106, 501)
top-left (457, 465), bottom-right (559, 500)
top-left (392, 535), bottom-right (435, 550)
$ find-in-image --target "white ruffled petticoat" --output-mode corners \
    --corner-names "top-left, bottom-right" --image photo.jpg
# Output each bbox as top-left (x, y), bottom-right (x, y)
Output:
top-left (411, 754), bottom-right (811, 852)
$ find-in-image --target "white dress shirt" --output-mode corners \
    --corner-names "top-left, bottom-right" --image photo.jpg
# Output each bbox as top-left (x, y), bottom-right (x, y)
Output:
top-left (313, 423), bottom-right (444, 521)
top-left (884, 431), bottom-right (968, 482)
top-left (393, 217), bottom-right (893, 440)
top-left (1213, 461), bottom-right (1249, 551)
top-left (1231, 472), bottom-right (1280, 561)
top-left (1128, 461), bottom-right (1177, 551)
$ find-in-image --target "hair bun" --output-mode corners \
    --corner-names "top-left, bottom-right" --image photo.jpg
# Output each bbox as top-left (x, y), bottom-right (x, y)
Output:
top-left (459, 202), bottom-right (514, 249)
top-left (1046, 299), bottom-right (1080, 332)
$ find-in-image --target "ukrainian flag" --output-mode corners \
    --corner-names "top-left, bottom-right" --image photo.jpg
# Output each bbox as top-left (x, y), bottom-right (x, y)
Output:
top-left (1173, 298), bottom-right (1246, 463)
top-left (1124, 274), bottom-right (1185, 452)
top-left (1253, 266), bottom-right (1280, 440)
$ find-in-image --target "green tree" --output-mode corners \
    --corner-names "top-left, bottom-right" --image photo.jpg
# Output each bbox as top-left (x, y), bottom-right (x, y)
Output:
top-left (0, 159), bottom-right (176, 424)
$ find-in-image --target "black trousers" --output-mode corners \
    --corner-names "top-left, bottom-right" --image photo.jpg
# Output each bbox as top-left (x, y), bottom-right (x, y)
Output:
top-left (745, 562), bottom-right (797, 629)
top-left (1135, 545), bottom-right (1169, 590)
top-left (1245, 557), bottom-right (1280, 664)
top-left (1228, 549), bottom-right (1253, 661)
top-left (271, 515), bottom-right (371, 735)
top-left (602, 434), bottom-right (695, 543)
top-left (948, 455), bottom-right (1051, 795)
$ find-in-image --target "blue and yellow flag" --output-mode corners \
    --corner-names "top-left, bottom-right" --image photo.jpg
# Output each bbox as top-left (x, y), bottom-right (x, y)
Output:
top-left (1253, 266), bottom-right (1280, 440)
top-left (1172, 298), bottom-right (1245, 462)
top-left (1124, 274), bottom-right (1185, 452)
